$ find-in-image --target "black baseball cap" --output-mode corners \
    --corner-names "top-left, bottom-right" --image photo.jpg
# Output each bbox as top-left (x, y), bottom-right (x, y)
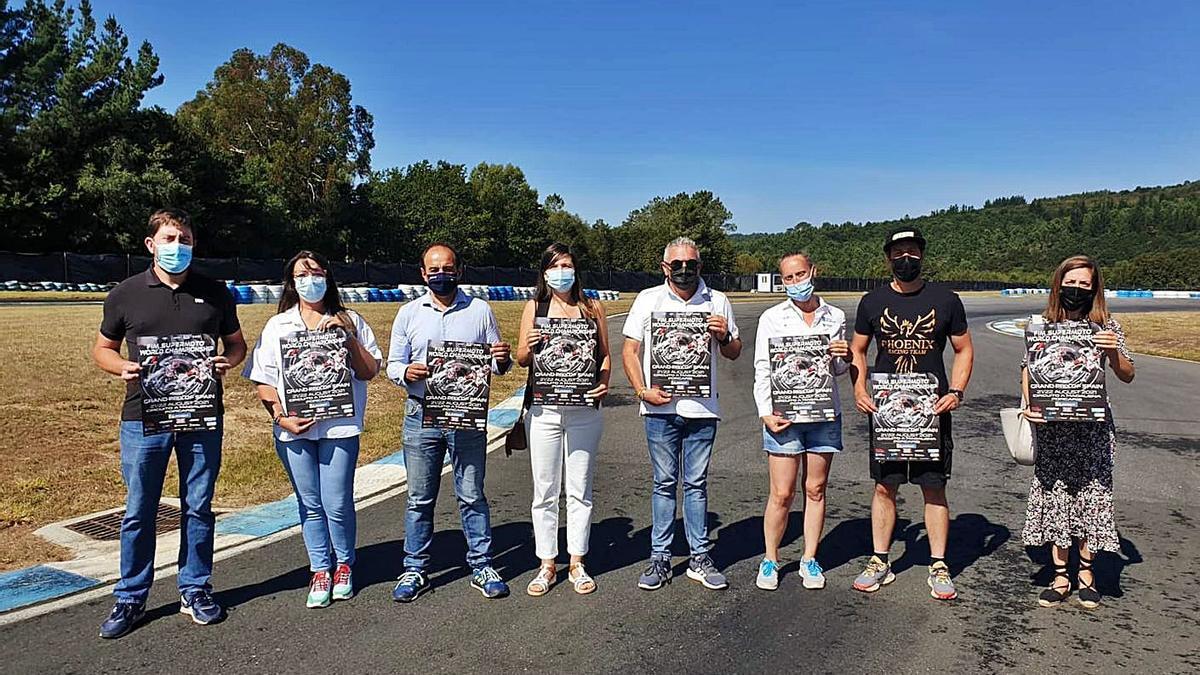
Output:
top-left (883, 226), bottom-right (927, 252)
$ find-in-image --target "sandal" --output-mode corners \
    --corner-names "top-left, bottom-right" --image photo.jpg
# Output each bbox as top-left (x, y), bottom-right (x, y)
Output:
top-left (527, 564), bottom-right (556, 597)
top-left (1037, 564), bottom-right (1070, 607)
top-left (568, 562), bottom-right (596, 595)
top-left (1077, 556), bottom-right (1101, 609)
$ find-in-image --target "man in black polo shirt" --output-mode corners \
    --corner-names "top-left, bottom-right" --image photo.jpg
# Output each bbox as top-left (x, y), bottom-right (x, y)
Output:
top-left (91, 208), bottom-right (246, 639)
top-left (849, 227), bottom-right (974, 601)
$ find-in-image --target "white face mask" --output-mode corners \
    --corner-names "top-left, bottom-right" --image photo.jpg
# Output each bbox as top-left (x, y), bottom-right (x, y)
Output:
top-left (545, 268), bottom-right (575, 292)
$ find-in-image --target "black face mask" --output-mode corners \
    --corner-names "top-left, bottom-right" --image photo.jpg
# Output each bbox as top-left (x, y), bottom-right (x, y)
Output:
top-left (1060, 285), bottom-right (1095, 313)
top-left (668, 260), bottom-right (700, 291)
top-left (427, 272), bottom-right (459, 297)
top-left (890, 255), bottom-right (922, 283)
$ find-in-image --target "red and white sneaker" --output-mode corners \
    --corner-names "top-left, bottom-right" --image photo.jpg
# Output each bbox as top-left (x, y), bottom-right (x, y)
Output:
top-left (332, 563), bottom-right (353, 601)
top-left (307, 571), bottom-right (332, 608)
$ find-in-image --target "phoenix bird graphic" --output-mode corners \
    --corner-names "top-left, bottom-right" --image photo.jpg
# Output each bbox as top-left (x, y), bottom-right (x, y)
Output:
top-left (879, 308), bottom-right (937, 372)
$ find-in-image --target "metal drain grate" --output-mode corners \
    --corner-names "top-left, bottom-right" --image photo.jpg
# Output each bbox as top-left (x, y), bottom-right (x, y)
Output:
top-left (64, 503), bottom-right (183, 541)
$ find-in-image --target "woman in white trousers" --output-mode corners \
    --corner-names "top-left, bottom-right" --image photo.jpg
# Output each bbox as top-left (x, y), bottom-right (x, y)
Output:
top-left (516, 242), bottom-right (610, 596)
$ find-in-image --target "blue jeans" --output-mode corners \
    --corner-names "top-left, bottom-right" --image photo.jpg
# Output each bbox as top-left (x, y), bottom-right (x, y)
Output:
top-left (402, 399), bottom-right (492, 572)
top-left (115, 420), bottom-right (222, 604)
top-left (644, 414), bottom-right (718, 557)
top-left (275, 435), bottom-right (360, 571)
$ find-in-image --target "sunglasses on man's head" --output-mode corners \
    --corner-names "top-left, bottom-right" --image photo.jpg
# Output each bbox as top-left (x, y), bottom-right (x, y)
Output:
top-left (667, 259), bottom-right (700, 272)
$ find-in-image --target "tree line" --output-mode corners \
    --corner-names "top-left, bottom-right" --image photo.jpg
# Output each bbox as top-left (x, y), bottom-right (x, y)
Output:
top-left (0, 1), bottom-right (736, 272)
top-left (732, 184), bottom-right (1200, 289)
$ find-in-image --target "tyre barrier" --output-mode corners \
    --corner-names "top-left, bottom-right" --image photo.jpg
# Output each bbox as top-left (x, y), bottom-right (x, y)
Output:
top-left (5, 278), bottom-right (624, 304)
top-left (1001, 288), bottom-right (1198, 299)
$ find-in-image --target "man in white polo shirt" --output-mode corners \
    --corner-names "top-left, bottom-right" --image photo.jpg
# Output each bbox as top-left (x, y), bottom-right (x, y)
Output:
top-left (622, 237), bottom-right (742, 591)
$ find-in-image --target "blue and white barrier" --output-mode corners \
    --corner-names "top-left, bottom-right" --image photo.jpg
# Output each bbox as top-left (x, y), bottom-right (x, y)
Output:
top-left (1001, 288), bottom-right (1199, 299)
top-left (3, 277), bottom-right (624, 304)
top-left (2, 280), bottom-right (113, 292)
top-left (226, 282), bottom-right (621, 305)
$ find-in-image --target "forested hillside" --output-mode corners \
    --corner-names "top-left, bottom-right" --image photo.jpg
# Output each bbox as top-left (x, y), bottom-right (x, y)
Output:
top-left (732, 183), bottom-right (1200, 288)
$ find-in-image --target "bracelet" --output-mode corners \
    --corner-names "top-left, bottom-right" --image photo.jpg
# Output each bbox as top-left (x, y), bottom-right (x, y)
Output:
top-left (635, 387), bottom-right (646, 401)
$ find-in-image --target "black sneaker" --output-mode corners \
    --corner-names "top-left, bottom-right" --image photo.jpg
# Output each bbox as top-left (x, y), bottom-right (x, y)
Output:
top-left (99, 602), bottom-right (146, 639)
top-left (180, 590), bottom-right (225, 625)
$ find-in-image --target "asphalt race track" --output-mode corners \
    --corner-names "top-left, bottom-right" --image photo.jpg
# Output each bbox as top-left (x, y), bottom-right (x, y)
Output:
top-left (2, 295), bottom-right (1198, 674)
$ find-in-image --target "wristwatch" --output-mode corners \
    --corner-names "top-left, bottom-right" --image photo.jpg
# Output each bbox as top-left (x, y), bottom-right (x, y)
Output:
top-left (718, 331), bottom-right (734, 346)
top-left (948, 388), bottom-right (965, 402)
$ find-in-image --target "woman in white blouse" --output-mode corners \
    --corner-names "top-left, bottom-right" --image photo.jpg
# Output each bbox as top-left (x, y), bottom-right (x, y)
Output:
top-left (244, 251), bottom-right (382, 608)
top-left (751, 252), bottom-right (851, 592)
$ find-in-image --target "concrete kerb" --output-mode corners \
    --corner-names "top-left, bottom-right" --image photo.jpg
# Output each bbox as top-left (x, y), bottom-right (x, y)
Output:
top-left (0, 388), bottom-right (527, 625)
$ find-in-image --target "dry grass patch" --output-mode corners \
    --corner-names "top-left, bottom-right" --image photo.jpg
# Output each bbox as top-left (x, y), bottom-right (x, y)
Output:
top-left (0, 297), bottom-right (634, 571)
top-left (1114, 312), bottom-right (1200, 362)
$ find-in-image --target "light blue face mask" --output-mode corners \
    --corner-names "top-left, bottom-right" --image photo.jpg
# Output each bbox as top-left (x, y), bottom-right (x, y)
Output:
top-left (155, 242), bottom-right (193, 274)
top-left (296, 275), bottom-right (327, 303)
top-left (545, 268), bottom-right (575, 292)
top-left (785, 279), bottom-right (814, 302)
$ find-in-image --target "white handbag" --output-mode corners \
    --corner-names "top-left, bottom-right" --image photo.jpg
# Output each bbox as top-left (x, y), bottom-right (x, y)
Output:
top-left (1000, 396), bottom-right (1037, 466)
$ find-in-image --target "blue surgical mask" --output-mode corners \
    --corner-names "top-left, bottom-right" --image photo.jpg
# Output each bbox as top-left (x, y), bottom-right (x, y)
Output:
top-left (545, 268), bottom-right (575, 292)
top-left (427, 272), bottom-right (459, 297)
top-left (155, 242), bottom-right (192, 275)
top-left (785, 279), bottom-right (814, 302)
top-left (296, 275), bottom-right (327, 303)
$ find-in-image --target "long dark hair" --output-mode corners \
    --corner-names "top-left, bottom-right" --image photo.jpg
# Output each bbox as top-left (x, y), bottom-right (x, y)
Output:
top-left (534, 242), bottom-right (597, 317)
top-left (278, 250), bottom-right (347, 315)
top-left (1043, 254), bottom-right (1109, 324)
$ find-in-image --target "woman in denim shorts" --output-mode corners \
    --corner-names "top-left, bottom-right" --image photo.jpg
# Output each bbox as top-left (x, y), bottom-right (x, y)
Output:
top-left (751, 252), bottom-right (851, 591)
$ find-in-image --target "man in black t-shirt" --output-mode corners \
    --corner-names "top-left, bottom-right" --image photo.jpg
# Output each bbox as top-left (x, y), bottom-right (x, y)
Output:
top-left (848, 227), bottom-right (974, 601)
top-left (91, 209), bottom-right (246, 639)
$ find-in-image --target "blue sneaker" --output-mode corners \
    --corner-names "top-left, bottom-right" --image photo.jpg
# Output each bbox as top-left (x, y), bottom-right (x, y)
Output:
top-left (470, 566), bottom-right (509, 599)
top-left (799, 558), bottom-right (826, 590)
top-left (99, 602), bottom-right (145, 639)
top-left (637, 555), bottom-right (672, 591)
top-left (755, 558), bottom-right (780, 590)
top-left (179, 590), bottom-right (225, 625)
top-left (392, 570), bottom-right (429, 603)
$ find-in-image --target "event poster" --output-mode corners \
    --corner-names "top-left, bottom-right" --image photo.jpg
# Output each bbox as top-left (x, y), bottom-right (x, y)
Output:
top-left (423, 340), bottom-right (491, 431)
top-left (279, 328), bottom-right (355, 421)
top-left (649, 311), bottom-right (712, 397)
top-left (137, 334), bottom-right (219, 436)
top-left (532, 318), bottom-right (598, 406)
top-left (870, 372), bottom-right (940, 461)
top-left (769, 334), bottom-right (836, 422)
top-left (1025, 319), bottom-right (1107, 422)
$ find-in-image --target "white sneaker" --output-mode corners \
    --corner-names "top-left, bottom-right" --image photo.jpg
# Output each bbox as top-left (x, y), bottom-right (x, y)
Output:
top-left (755, 558), bottom-right (780, 590)
top-left (798, 558), bottom-right (826, 589)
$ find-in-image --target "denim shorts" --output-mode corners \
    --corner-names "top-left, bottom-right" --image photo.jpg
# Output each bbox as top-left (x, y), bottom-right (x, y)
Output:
top-left (762, 417), bottom-right (842, 455)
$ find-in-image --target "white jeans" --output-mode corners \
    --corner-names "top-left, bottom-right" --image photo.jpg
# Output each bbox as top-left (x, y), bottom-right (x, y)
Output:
top-left (526, 404), bottom-right (603, 559)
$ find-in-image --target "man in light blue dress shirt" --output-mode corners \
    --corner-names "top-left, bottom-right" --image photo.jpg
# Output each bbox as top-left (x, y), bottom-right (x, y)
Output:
top-left (386, 243), bottom-right (513, 602)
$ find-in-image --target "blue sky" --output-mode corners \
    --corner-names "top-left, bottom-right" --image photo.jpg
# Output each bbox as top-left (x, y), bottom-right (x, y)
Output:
top-left (106, 0), bottom-right (1200, 233)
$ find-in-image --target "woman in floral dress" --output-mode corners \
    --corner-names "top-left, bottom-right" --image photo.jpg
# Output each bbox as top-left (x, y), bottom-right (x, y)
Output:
top-left (1021, 255), bottom-right (1135, 609)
